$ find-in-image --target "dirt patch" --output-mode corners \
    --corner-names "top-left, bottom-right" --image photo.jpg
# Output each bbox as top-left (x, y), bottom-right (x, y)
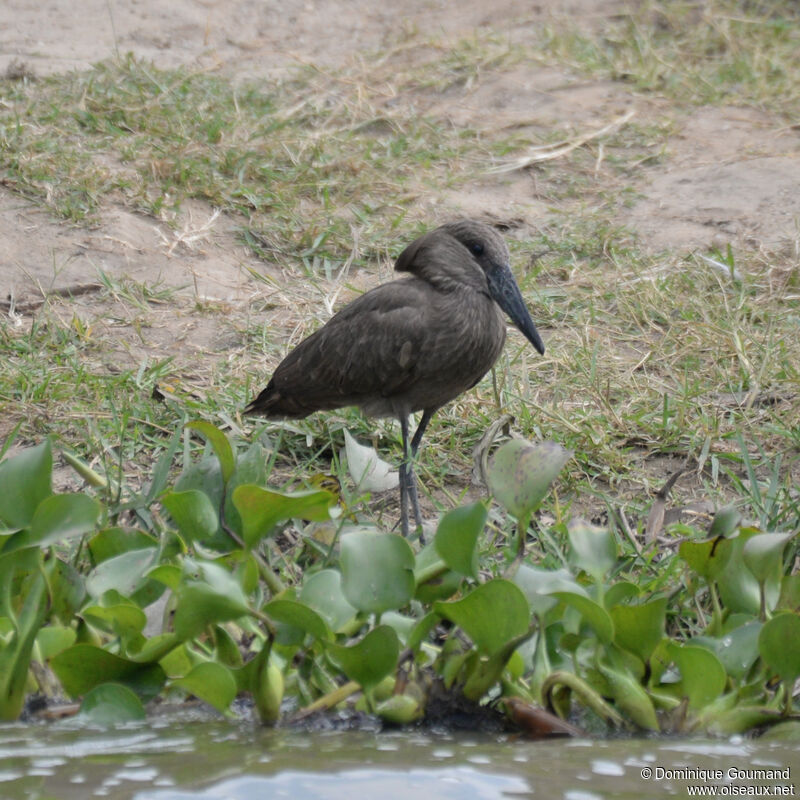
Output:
top-left (0, 0), bottom-right (611, 77)
top-left (1, 195), bottom-right (257, 302)
top-left (626, 106), bottom-right (800, 252)
top-left (426, 66), bottom-right (634, 131)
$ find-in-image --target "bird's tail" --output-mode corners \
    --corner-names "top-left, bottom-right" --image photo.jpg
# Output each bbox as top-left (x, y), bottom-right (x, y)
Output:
top-left (244, 381), bottom-right (312, 418)
top-left (243, 382), bottom-right (279, 416)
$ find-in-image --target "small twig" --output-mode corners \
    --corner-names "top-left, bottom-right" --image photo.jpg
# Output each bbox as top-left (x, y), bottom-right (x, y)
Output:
top-left (487, 109), bottom-right (636, 174)
top-left (154, 208), bottom-right (221, 256)
top-left (617, 507), bottom-right (644, 558)
top-left (471, 412), bottom-right (515, 487)
top-left (645, 462), bottom-right (689, 542)
top-left (2, 282), bottom-right (104, 313)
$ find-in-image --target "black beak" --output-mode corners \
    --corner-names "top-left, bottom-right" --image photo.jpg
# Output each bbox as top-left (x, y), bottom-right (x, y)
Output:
top-left (487, 264), bottom-right (545, 355)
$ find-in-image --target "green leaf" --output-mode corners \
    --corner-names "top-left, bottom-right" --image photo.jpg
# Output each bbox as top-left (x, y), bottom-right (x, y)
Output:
top-left (174, 455), bottom-right (225, 511)
top-left (462, 628), bottom-right (537, 701)
top-left (147, 564), bottom-right (182, 591)
top-left (186, 421), bottom-right (236, 485)
top-left (61, 451), bottom-right (107, 489)
top-left (88, 528), bottom-right (157, 564)
top-left (36, 626), bottom-right (77, 661)
top-left (161, 489), bottom-right (220, 543)
top-left (343, 428), bottom-right (399, 492)
top-left (434, 501), bottom-right (486, 579)
top-left (568, 519), bottom-right (617, 581)
top-left (610, 598), bottom-right (667, 663)
top-left (552, 591), bottom-right (614, 643)
top-left (79, 683), bottom-right (146, 724)
top-left (300, 569), bottom-right (357, 633)
top-left (407, 612), bottom-right (441, 655)
top-left (82, 603), bottom-right (147, 643)
top-left (777, 574), bottom-right (800, 612)
top-left (692, 620), bottom-right (762, 681)
top-left (232, 485), bottom-right (334, 548)
top-left (667, 643), bottom-right (727, 710)
top-left (758, 612), bottom-right (800, 686)
top-left (172, 559), bottom-right (251, 641)
top-left (414, 567), bottom-right (462, 604)
top-left (135, 633), bottom-right (181, 665)
top-left (29, 493), bottom-right (100, 546)
top-left (597, 662), bottom-right (659, 731)
top-left (513, 564), bottom-right (585, 617)
top-left (487, 439), bottom-right (571, 519)
top-left (171, 662), bottom-right (237, 713)
top-left (380, 611), bottom-right (417, 645)
top-left (604, 581), bottom-right (640, 608)
top-left (327, 625), bottom-right (399, 690)
top-left (231, 440), bottom-right (268, 488)
top-left (0, 549), bottom-right (49, 720)
top-left (0, 440), bottom-right (52, 529)
top-left (716, 530), bottom-right (773, 615)
top-left (264, 598), bottom-right (332, 642)
top-left (85, 548), bottom-right (159, 600)
top-left (48, 558), bottom-right (86, 623)
top-left (51, 644), bottom-right (166, 701)
top-left (743, 532), bottom-right (795, 584)
top-left (705, 706), bottom-right (784, 736)
top-left (172, 585), bottom-right (248, 643)
top-left (340, 529), bottom-right (415, 614)
top-left (708, 505), bottom-right (742, 538)
top-left (407, 611), bottom-right (441, 652)
top-left (435, 579), bottom-right (530, 655)
top-left (679, 536), bottom-right (734, 581)
top-left (213, 625), bottom-right (244, 668)
top-left (413, 542), bottom-right (461, 603)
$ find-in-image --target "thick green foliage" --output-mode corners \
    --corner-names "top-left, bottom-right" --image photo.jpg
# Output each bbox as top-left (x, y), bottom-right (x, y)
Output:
top-left (0, 424), bottom-right (797, 734)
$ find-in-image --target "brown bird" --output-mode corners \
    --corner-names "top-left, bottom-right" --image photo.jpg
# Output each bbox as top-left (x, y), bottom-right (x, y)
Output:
top-left (245, 219), bottom-right (545, 538)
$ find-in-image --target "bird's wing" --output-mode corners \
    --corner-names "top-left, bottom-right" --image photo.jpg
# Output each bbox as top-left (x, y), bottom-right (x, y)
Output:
top-left (266, 279), bottom-right (438, 414)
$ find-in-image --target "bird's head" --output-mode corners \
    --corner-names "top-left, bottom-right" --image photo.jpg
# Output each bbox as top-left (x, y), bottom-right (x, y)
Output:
top-left (396, 219), bottom-right (545, 356)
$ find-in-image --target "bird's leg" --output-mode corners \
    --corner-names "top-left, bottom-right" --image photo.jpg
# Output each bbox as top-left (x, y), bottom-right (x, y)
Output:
top-left (410, 409), bottom-right (434, 455)
top-left (398, 415), bottom-right (411, 538)
top-left (406, 409), bottom-right (434, 543)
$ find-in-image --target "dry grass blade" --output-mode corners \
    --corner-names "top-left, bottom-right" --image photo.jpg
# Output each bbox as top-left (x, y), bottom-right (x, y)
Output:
top-left (155, 208), bottom-right (222, 256)
top-left (697, 253), bottom-right (742, 281)
top-left (487, 110), bottom-right (636, 173)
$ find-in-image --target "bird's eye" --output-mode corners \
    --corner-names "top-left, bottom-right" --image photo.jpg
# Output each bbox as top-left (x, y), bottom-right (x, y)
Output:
top-left (470, 242), bottom-right (484, 256)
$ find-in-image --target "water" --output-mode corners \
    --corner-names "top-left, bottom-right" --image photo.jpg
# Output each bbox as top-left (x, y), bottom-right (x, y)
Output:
top-left (1, 716), bottom-right (798, 800)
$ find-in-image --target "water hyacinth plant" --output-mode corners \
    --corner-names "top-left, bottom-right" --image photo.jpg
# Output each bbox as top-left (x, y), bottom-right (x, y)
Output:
top-left (0, 423), bottom-right (797, 738)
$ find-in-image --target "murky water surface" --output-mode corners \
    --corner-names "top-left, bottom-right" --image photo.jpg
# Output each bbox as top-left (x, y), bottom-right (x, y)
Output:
top-left (1, 715), bottom-right (798, 800)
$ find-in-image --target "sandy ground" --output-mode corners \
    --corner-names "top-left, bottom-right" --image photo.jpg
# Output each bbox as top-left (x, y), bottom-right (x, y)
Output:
top-left (1, 0), bottom-right (798, 512)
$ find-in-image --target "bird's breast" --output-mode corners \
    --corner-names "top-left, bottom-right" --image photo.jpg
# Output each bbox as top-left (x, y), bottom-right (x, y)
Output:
top-left (389, 290), bottom-right (507, 414)
top-left (449, 294), bottom-right (507, 379)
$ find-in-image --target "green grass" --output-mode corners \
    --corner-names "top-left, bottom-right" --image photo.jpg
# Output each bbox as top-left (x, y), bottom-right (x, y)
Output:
top-left (0, 2), bottom-right (798, 535)
top-left (0, 53), bottom-right (485, 247)
top-left (539, 0), bottom-right (800, 118)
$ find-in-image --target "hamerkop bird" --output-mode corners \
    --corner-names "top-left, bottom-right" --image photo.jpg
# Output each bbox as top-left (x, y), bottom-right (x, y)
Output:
top-left (245, 219), bottom-right (545, 538)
